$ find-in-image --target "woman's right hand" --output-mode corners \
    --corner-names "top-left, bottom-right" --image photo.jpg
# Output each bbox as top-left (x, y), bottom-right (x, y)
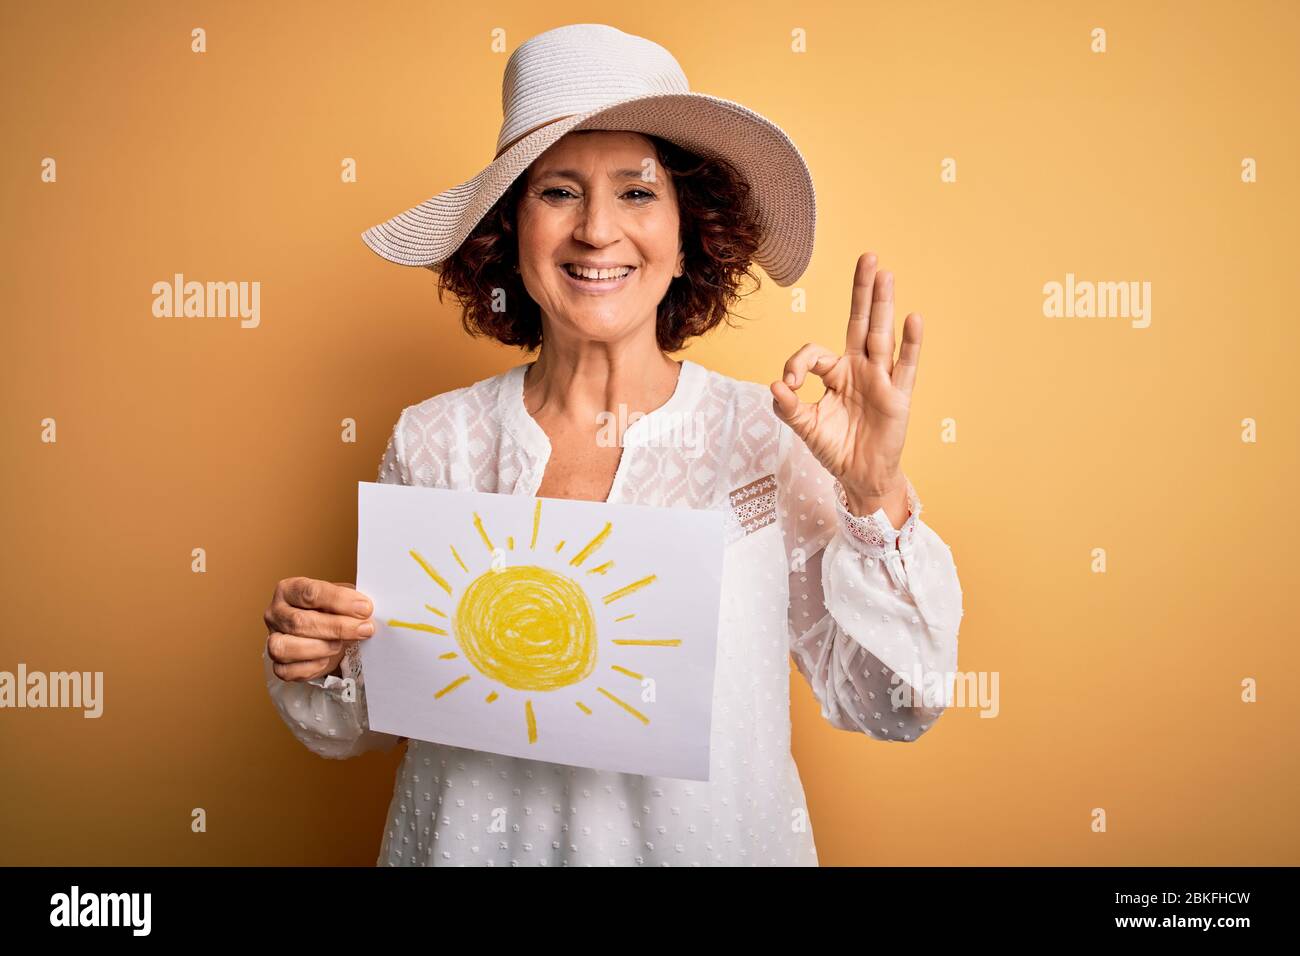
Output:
top-left (264, 577), bottom-right (375, 682)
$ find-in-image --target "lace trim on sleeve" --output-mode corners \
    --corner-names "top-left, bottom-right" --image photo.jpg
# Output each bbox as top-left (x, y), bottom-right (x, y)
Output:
top-left (832, 476), bottom-right (922, 556)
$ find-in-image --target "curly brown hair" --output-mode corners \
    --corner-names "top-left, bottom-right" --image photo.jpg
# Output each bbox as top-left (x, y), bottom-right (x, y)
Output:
top-left (433, 132), bottom-right (765, 353)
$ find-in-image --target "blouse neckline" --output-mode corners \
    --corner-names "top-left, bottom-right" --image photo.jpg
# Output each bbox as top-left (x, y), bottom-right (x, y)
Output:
top-left (499, 358), bottom-right (707, 501)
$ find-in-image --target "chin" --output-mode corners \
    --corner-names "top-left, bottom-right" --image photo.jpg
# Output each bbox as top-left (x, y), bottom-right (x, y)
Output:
top-left (556, 309), bottom-right (649, 341)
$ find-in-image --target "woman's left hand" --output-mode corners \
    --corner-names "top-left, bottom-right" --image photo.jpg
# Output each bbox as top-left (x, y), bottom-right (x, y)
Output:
top-left (770, 252), bottom-right (922, 514)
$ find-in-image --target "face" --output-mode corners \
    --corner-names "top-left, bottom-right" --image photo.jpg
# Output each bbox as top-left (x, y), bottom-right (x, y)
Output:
top-left (515, 130), bottom-right (684, 345)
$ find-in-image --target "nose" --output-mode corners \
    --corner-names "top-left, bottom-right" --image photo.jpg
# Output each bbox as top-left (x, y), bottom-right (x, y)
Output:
top-left (571, 186), bottom-right (620, 247)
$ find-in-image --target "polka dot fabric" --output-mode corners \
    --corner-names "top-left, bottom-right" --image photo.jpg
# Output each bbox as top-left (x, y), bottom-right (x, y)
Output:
top-left (264, 360), bottom-right (963, 865)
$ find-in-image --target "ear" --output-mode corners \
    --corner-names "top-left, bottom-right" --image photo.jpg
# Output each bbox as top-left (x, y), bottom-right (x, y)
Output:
top-left (674, 250), bottom-right (685, 278)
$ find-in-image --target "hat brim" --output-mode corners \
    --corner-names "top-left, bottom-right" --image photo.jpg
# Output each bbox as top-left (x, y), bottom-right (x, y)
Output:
top-left (359, 91), bottom-right (816, 287)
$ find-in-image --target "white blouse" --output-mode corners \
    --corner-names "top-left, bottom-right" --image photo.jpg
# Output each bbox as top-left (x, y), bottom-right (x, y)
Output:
top-left (264, 358), bottom-right (963, 866)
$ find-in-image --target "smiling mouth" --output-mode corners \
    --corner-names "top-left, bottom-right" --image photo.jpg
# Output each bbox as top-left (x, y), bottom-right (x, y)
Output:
top-left (562, 264), bottom-right (636, 282)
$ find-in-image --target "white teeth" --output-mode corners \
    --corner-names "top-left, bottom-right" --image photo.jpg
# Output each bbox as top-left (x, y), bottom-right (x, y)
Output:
top-left (565, 264), bottom-right (632, 280)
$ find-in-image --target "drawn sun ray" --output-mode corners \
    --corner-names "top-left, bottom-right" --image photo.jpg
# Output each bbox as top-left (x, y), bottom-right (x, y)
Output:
top-left (389, 619), bottom-right (449, 635)
top-left (424, 604), bottom-right (448, 618)
top-left (569, 522), bottom-right (612, 567)
top-left (611, 665), bottom-right (643, 680)
top-left (612, 638), bottom-right (681, 647)
top-left (435, 675), bottom-right (471, 698)
top-left (596, 687), bottom-right (650, 725)
top-left (602, 574), bottom-right (657, 605)
top-left (450, 544), bottom-right (468, 573)
top-left (588, 561), bottom-right (615, 575)
top-left (409, 549), bottom-right (452, 594)
top-left (472, 511), bottom-right (494, 551)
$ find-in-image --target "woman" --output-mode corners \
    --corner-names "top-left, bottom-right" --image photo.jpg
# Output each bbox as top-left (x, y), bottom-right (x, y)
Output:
top-left (263, 23), bottom-right (962, 866)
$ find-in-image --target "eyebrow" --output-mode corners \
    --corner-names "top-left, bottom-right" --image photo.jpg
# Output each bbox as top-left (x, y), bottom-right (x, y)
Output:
top-left (532, 168), bottom-right (651, 183)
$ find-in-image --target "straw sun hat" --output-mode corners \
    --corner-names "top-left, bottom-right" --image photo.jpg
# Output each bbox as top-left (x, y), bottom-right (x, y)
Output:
top-left (360, 23), bottom-right (816, 286)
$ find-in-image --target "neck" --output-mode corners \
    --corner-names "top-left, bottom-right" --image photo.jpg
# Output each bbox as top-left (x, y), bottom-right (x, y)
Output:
top-left (523, 337), bottom-right (682, 431)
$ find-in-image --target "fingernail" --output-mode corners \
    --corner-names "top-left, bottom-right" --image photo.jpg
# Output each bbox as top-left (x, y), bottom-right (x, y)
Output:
top-left (784, 373), bottom-right (795, 386)
top-left (358, 621), bottom-right (375, 637)
top-left (884, 272), bottom-right (894, 292)
top-left (354, 600), bottom-right (372, 617)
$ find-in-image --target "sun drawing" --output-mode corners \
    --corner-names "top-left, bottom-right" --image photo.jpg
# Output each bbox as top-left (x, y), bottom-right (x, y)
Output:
top-left (385, 498), bottom-right (680, 744)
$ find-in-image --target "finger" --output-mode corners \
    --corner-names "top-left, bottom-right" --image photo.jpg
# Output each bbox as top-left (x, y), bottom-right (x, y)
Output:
top-left (770, 378), bottom-right (818, 436)
top-left (844, 252), bottom-right (879, 356)
top-left (267, 604), bottom-right (375, 641)
top-left (272, 658), bottom-right (336, 682)
top-left (267, 632), bottom-right (343, 664)
top-left (281, 576), bottom-right (373, 619)
top-left (865, 269), bottom-right (896, 371)
top-left (779, 342), bottom-right (839, 391)
top-left (892, 312), bottom-right (924, 397)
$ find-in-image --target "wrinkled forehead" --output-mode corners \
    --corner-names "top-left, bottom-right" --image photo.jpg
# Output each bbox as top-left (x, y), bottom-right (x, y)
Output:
top-left (528, 130), bottom-right (664, 179)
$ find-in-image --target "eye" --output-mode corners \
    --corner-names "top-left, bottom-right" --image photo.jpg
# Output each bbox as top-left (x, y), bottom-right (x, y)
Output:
top-left (538, 187), bottom-right (656, 201)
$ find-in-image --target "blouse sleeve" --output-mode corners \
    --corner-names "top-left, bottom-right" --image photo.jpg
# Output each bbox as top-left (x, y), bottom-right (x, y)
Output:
top-left (263, 412), bottom-right (409, 759)
top-left (776, 421), bottom-right (963, 741)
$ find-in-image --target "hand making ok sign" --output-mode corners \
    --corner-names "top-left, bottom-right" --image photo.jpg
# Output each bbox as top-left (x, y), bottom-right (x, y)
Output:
top-left (770, 252), bottom-right (921, 516)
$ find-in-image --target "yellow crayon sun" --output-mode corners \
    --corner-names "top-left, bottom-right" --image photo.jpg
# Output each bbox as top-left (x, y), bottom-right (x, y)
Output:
top-left (387, 498), bottom-right (675, 744)
top-left (456, 564), bottom-right (596, 691)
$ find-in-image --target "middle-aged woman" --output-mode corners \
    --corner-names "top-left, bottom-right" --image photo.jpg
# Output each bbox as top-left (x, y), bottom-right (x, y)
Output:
top-left (263, 23), bottom-right (962, 866)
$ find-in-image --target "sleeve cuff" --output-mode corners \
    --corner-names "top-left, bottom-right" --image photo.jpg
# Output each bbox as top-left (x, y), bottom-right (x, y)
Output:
top-left (832, 475), bottom-right (922, 558)
top-left (307, 642), bottom-right (362, 692)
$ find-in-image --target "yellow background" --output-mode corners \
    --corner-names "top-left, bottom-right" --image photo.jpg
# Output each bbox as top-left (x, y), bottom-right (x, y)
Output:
top-left (2, 0), bottom-right (1297, 865)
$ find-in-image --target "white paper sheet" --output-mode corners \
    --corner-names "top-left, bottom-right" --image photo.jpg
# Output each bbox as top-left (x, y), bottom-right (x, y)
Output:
top-left (356, 482), bottom-right (726, 780)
